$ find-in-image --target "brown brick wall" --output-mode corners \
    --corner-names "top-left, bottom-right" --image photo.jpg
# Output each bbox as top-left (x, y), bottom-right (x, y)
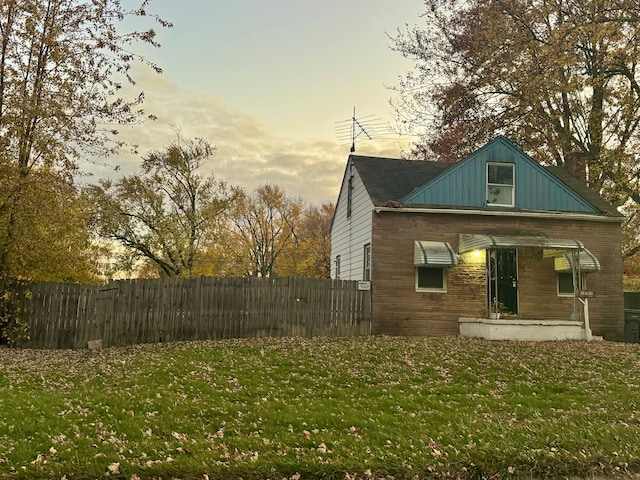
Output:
top-left (370, 210), bottom-right (624, 340)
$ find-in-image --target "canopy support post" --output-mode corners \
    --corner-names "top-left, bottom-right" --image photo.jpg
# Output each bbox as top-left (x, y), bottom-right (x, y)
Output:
top-left (579, 297), bottom-right (592, 341)
top-left (572, 249), bottom-right (592, 341)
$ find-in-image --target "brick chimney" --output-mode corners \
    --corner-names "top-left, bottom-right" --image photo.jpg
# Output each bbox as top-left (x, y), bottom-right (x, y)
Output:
top-left (565, 151), bottom-right (588, 184)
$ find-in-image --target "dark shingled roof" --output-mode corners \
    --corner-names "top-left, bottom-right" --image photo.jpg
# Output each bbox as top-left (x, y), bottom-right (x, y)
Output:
top-left (350, 155), bottom-right (451, 206)
top-left (543, 166), bottom-right (622, 217)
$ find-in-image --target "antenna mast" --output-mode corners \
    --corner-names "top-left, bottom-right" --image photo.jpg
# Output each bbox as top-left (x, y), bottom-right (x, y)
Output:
top-left (334, 107), bottom-right (390, 152)
top-left (349, 106), bottom-right (370, 152)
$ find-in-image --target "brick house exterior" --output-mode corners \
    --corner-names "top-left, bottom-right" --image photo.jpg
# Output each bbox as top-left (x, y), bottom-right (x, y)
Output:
top-left (371, 211), bottom-right (623, 340)
top-left (330, 137), bottom-right (625, 341)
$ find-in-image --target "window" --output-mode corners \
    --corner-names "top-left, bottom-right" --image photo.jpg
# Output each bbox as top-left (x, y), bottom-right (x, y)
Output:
top-left (335, 255), bottom-right (341, 279)
top-left (557, 272), bottom-right (584, 296)
top-left (363, 244), bottom-right (371, 281)
top-left (486, 163), bottom-right (515, 206)
top-left (416, 267), bottom-right (446, 292)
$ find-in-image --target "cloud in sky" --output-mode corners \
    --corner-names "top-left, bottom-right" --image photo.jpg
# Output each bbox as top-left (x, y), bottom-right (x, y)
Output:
top-left (83, 68), bottom-right (412, 205)
top-left (77, 1), bottom-right (426, 205)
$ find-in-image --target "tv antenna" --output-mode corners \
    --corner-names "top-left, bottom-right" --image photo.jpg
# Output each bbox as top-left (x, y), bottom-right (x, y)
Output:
top-left (335, 107), bottom-right (392, 152)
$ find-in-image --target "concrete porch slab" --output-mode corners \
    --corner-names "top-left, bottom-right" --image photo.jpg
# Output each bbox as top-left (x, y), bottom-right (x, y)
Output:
top-left (459, 317), bottom-right (585, 341)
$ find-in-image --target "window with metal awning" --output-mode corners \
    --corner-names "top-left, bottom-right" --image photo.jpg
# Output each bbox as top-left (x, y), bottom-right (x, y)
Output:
top-left (553, 249), bottom-right (601, 272)
top-left (414, 241), bottom-right (458, 267)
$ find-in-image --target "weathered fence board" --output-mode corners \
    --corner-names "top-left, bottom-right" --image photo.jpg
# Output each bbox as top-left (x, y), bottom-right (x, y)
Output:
top-left (14, 277), bottom-right (371, 349)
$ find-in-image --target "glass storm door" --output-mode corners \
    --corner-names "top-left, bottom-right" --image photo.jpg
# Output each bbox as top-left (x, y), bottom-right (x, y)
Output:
top-left (487, 248), bottom-right (518, 315)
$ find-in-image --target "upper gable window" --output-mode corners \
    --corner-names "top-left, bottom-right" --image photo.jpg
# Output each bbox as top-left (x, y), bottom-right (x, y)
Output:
top-left (486, 163), bottom-right (515, 207)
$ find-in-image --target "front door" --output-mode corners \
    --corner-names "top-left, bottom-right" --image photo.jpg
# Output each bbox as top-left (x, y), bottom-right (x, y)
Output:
top-left (487, 249), bottom-right (518, 315)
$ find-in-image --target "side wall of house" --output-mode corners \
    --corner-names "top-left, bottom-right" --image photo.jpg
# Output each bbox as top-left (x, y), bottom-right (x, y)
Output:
top-left (371, 211), bottom-right (624, 340)
top-left (330, 161), bottom-right (374, 280)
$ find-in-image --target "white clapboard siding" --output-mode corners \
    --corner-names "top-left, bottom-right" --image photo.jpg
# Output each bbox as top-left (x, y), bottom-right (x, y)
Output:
top-left (330, 159), bottom-right (374, 281)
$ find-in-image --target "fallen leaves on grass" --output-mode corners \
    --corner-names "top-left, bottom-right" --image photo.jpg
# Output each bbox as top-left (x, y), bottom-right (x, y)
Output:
top-left (1, 336), bottom-right (640, 479)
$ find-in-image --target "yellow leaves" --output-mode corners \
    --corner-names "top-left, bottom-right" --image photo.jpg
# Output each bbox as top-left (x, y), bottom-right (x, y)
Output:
top-left (106, 462), bottom-right (120, 475)
top-left (1, 167), bottom-right (99, 282)
top-left (223, 187), bottom-right (333, 278)
top-left (30, 454), bottom-right (45, 465)
top-left (171, 431), bottom-right (190, 443)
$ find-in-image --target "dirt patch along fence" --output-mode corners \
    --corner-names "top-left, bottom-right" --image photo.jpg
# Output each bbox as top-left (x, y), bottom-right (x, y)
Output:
top-left (17, 277), bottom-right (371, 349)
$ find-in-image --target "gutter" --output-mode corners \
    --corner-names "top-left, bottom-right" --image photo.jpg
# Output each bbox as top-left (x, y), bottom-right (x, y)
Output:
top-left (373, 206), bottom-right (623, 223)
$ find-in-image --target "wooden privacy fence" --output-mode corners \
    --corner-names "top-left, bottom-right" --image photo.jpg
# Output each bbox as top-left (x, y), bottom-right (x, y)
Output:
top-left (18, 277), bottom-right (371, 349)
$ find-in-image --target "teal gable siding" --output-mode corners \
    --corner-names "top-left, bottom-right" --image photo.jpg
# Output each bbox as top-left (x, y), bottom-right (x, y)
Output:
top-left (402, 137), bottom-right (599, 213)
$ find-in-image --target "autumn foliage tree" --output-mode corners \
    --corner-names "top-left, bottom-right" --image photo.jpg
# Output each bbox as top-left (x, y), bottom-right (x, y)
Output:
top-left (223, 184), bottom-right (303, 278)
top-left (0, 0), bottom-right (170, 281)
top-left (278, 202), bottom-right (334, 278)
top-left (0, 167), bottom-right (99, 282)
top-left (91, 136), bottom-right (239, 278)
top-left (392, 0), bottom-right (640, 266)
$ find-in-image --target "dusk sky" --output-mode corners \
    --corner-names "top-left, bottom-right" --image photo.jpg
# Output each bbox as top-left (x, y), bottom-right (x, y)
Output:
top-left (88, 1), bottom-right (426, 204)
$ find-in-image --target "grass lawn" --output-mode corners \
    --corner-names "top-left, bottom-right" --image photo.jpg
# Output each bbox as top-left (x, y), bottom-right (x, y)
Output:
top-left (1, 336), bottom-right (640, 479)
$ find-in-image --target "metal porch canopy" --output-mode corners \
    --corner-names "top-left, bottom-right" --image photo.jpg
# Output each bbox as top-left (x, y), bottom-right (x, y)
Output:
top-left (458, 234), bottom-right (584, 254)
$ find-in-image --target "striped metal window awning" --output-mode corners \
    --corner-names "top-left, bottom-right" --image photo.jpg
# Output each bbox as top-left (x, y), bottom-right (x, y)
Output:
top-left (458, 234), bottom-right (584, 254)
top-left (554, 249), bottom-right (601, 272)
top-left (414, 241), bottom-right (458, 267)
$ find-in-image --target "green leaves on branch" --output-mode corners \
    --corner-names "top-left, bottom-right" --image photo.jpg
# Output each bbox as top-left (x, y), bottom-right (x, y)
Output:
top-left (0, 165), bottom-right (100, 282)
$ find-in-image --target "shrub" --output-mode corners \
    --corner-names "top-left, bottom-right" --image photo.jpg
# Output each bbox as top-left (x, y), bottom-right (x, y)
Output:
top-left (0, 280), bottom-right (30, 347)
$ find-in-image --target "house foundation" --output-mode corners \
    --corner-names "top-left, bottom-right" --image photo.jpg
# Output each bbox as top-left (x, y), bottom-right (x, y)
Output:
top-left (459, 317), bottom-right (591, 341)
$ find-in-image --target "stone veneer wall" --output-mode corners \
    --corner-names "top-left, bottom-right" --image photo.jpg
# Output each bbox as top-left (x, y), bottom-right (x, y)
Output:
top-left (370, 210), bottom-right (624, 340)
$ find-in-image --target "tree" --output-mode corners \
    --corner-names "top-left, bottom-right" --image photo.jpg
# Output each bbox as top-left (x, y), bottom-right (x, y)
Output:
top-left (91, 136), bottom-right (240, 278)
top-left (225, 184), bottom-right (303, 278)
top-left (0, 0), bottom-right (171, 278)
top-left (0, 166), bottom-right (99, 282)
top-left (391, 0), bottom-right (640, 256)
top-left (277, 202), bottom-right (334, 278)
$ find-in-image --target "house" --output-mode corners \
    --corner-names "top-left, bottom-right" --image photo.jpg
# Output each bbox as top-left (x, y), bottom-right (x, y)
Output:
top-left (330, 136), bottom-right (624, 341)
